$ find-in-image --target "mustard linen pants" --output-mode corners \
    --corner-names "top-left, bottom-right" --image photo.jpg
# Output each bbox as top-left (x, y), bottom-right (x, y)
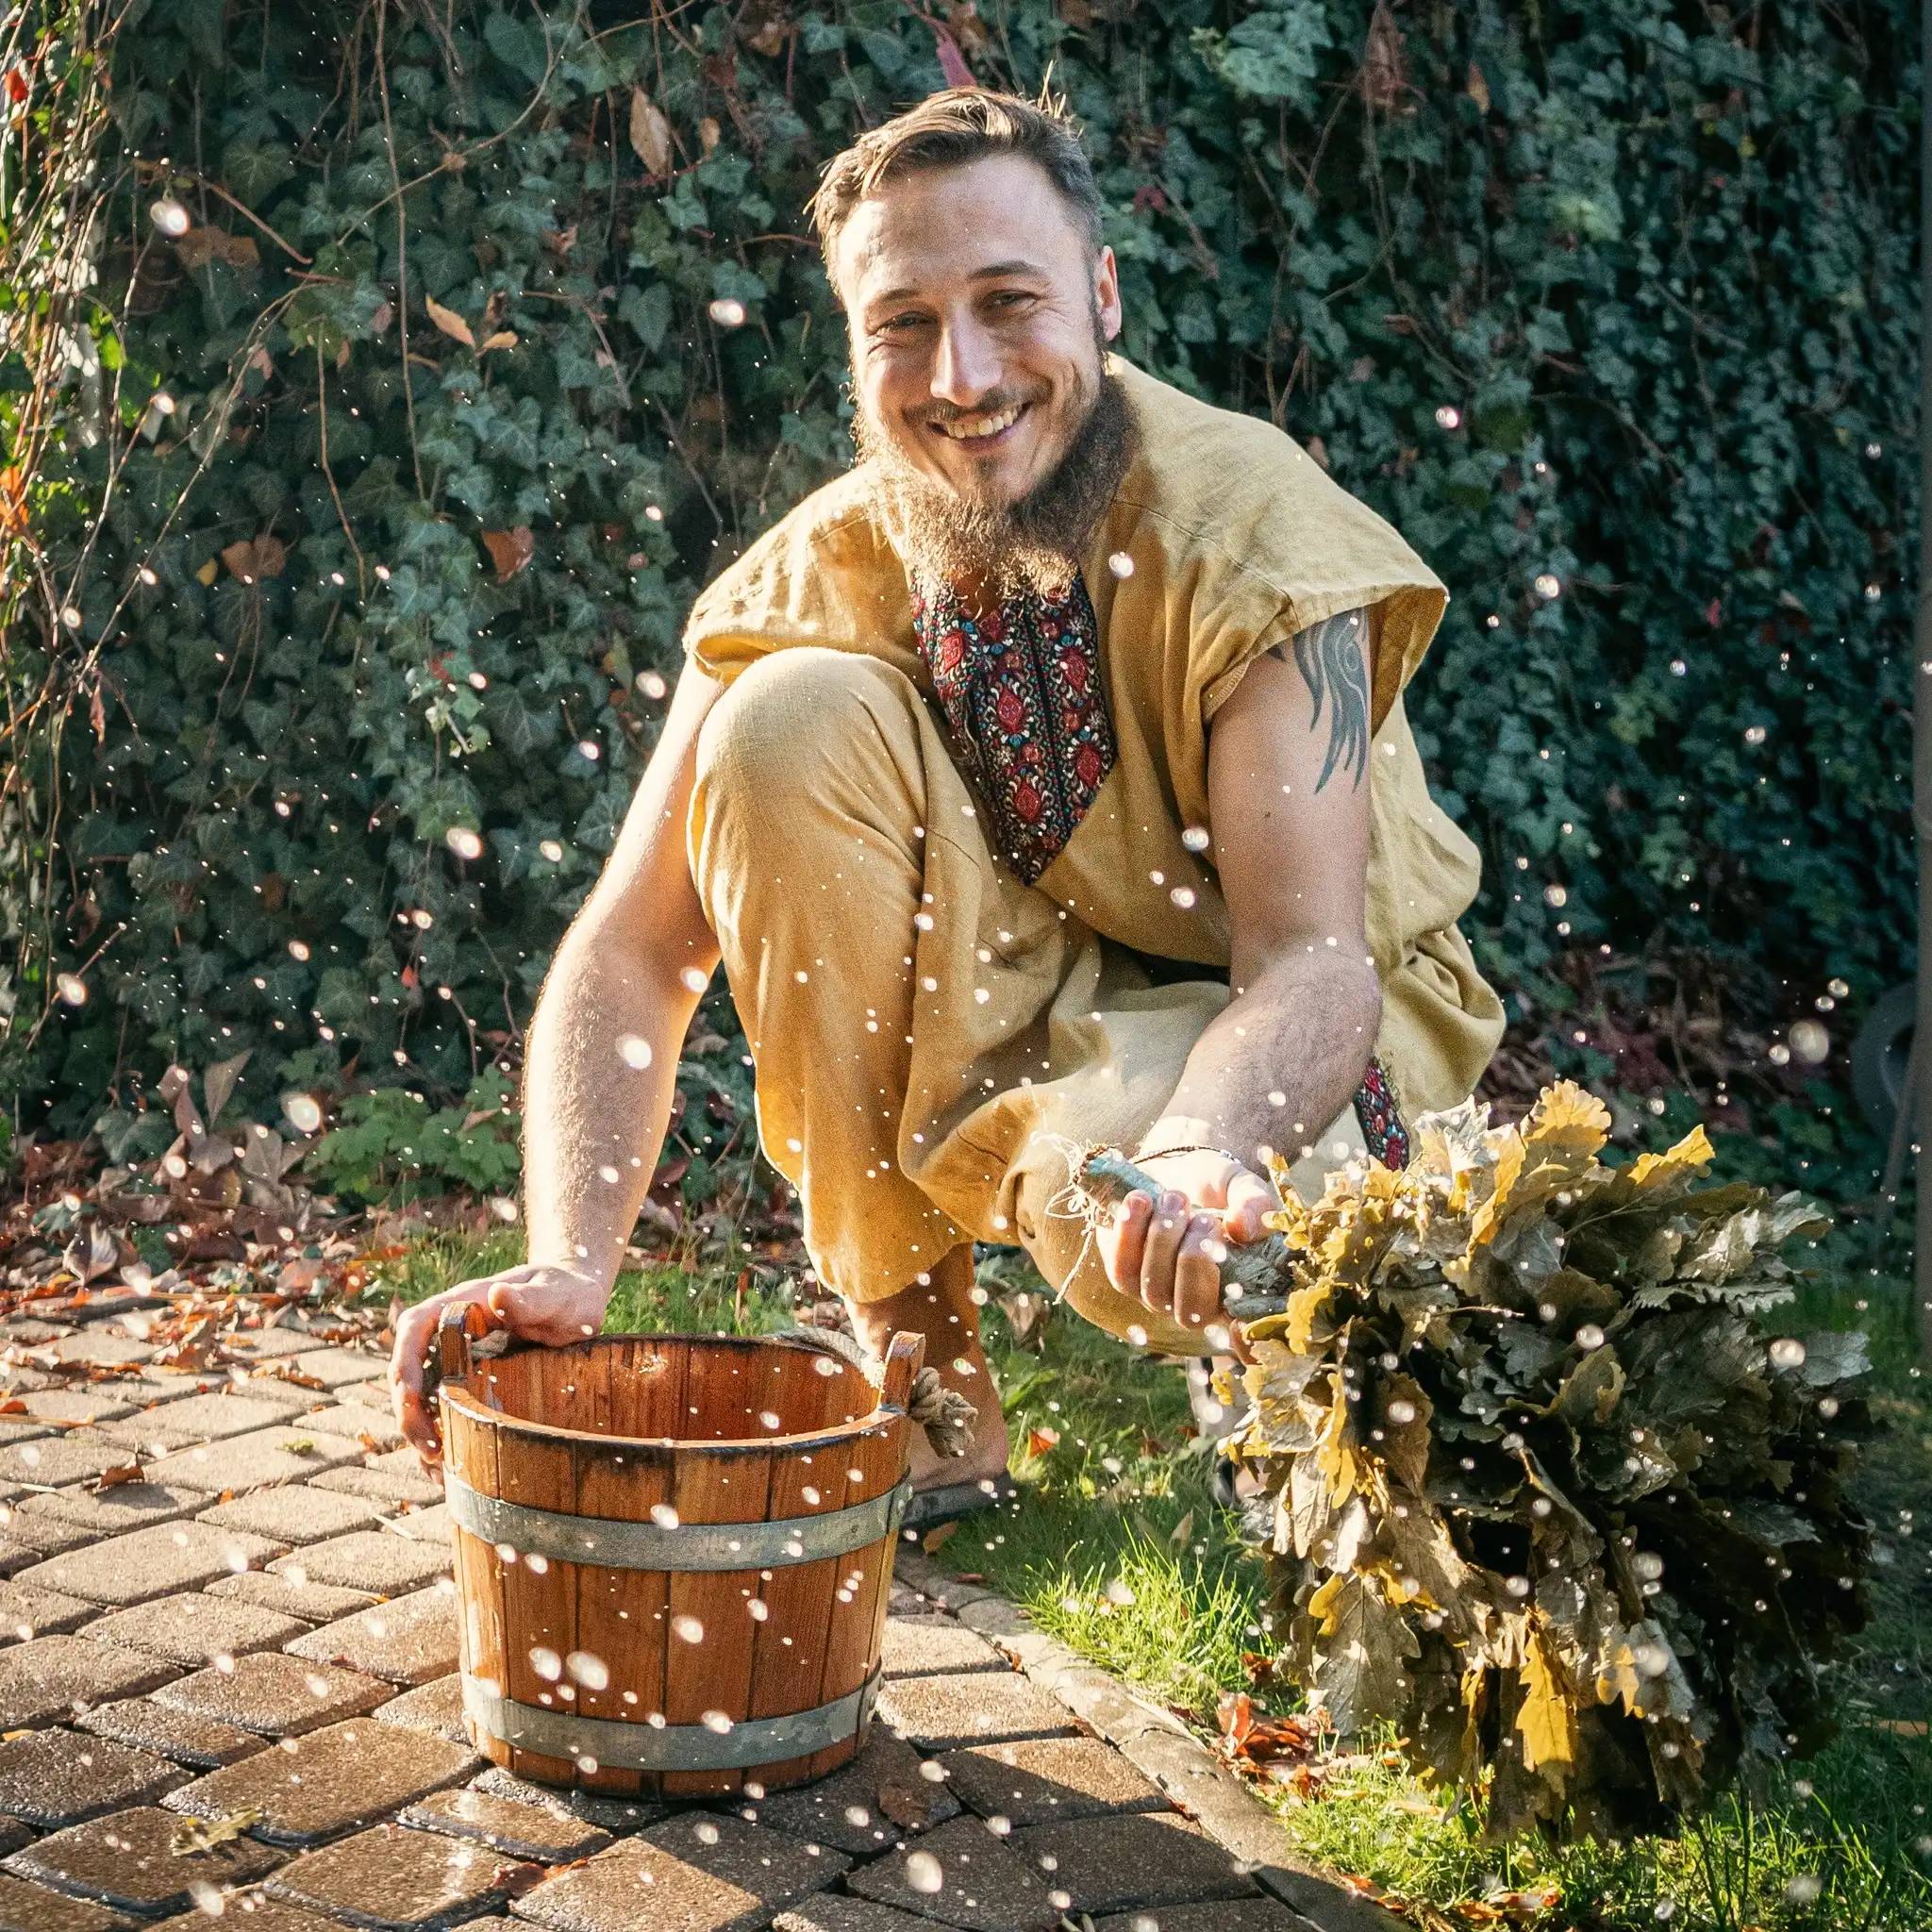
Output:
top-left (686, 648), bottom-right (1364, 1357)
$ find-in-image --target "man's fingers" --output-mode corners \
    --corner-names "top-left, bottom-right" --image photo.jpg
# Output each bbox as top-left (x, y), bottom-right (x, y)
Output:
top-left (1173, 1213), bottom-right (1224, 1331)
top-left (1104, 1192), bottom-right (1151, 1296)
top-left (1139, 1190), bottom-right (1189, 1314)
top-left (489, 1277), bottom-right (599, 1344)
top-left (1222, 1170), bottom-right (1278, 1245)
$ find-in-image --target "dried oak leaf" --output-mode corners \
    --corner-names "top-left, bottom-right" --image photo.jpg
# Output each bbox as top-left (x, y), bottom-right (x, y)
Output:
top-left (424, 296), bottom-right (475, 348)
top-left (482, 526), bottom-right (535, 581)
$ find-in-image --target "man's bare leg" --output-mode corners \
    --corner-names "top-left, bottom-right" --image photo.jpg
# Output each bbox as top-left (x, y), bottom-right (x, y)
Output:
top-left (843, 1245), bottom-right (1010, 1491)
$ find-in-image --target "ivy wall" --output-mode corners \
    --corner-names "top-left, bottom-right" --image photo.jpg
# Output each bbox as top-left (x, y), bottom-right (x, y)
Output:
top-left (2, 0), bottom-right (1919, 1184)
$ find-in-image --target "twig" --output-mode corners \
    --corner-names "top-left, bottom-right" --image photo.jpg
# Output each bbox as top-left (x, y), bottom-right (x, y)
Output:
top-left (375, 0), bottom-right (425, 499)
top-left (314, 341), bottom-right (367, 598)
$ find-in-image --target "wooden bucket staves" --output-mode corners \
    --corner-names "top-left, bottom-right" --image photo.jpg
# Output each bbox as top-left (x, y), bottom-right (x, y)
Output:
top-left (436, 1310), bottom-right (922, 1796)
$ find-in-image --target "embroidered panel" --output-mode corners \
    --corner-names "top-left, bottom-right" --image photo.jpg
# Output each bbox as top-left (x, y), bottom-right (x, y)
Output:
top-left (910, 572), bottom-right (1117, 886)
top-left (1354, 1057), bottom-right (1410, 1170)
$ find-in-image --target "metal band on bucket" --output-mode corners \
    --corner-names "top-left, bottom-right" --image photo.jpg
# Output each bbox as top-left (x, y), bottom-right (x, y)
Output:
top-left (460, 1667), bottom-right (881, 1772)
top-left (443, 1472), bottom-right (911, 1572)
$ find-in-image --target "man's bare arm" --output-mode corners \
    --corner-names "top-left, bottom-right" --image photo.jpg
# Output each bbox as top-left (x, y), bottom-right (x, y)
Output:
top-left (389, 661), bottom-right (724, 1455)
top-left (1101, 608), bottom-right (1381, 1334)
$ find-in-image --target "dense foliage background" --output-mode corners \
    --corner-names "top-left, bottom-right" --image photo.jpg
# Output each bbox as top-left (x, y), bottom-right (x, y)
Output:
top-left (1, 0), bottom-right (1919, 1214)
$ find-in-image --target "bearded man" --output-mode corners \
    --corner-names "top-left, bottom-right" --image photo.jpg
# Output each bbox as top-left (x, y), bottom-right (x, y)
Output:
top-left (391, 88), bottom-right (1504, 1524)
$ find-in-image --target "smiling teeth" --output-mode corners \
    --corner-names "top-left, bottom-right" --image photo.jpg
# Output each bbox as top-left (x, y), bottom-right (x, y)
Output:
top-left (936, 407), bottom-right (1021, 441)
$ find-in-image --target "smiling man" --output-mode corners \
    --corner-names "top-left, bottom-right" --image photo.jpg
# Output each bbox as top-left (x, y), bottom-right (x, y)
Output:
top-left (390, 89), bottom-right (1504, 1521)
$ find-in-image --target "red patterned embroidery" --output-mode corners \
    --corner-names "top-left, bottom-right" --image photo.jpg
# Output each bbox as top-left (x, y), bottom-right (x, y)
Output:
top-left (1353, 1057), bottom-right (1410, 1170)
top-left (911, 572), bottom-right (1118, 885)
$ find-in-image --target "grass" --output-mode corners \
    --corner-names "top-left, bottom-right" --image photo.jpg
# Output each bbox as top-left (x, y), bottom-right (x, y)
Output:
top-left (370, 1230), bottom-right (1932, 1931)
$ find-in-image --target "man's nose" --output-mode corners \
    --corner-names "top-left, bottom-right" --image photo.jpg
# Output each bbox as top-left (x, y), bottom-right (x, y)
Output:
top-left (930, 315), bottom-right (1001, 408)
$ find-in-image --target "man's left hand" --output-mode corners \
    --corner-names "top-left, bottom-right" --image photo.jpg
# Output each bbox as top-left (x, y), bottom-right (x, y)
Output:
top-left (1095, 1147), bottom-right (1276, 1340)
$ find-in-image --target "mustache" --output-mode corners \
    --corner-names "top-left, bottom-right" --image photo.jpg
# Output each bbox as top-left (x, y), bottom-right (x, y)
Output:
top-left (917, 388), bottom-right (1043, 426)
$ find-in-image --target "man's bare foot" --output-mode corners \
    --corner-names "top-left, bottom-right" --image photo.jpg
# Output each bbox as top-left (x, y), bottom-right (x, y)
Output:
top-left (844, 1246), bottom-right (1010, 1491)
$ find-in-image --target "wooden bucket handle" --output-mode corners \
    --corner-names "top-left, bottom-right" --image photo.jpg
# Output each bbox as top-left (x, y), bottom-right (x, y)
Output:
top-left (437, 1300), bottom-right (491, 1389)
top-left (881, 1330), bottom-right (924, 1414)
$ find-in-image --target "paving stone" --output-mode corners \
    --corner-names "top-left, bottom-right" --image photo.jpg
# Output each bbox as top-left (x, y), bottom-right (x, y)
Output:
top-left (0, 1583), bottom-right (95, 1643)
top-left (270, 1532), bottom-right (449, 1596)
top-left (150, 1901), bottom-right (341, 1932)
top-left (0, 1435), bottom-right (136, 1490)
top-left (224, 1331), bottom-right (321, 1362)
top-left (284, 1585), bottom-right (458, 1687)
top-left (874, 1673), bottom-right (1080, 1752)
top-left (375, 1675), bottom-right (466, 1743)
top-left (16, 1524), bottom-right (281, 1608)
top-left (0, 1731), bottom-right (188, 1827)
top-left (143, 1429), bottom-right (363, 1495)
top-left (0, 1542), bottom-right (53, 1579)
top-left (310, 1467), bottom-right (442, 1507)
top-left (86, 1592), bottom-right (307, 1667)
top-left (0, 1638), bottom-right (174, 1729)
top-left (5, 1805), bottom-right (285, 1916)
top-left (305, 1405), bottom-right (403, 1449)
top-left (0, 1872), bottom-right (140, 1932)
top-left (0, 1324), bottom-right (71, 1346)
top-left (774, 1904), bottom-right (949, 1932)
top-left (842, 1815), bottom-right (1058, 1931)
top-left (266, 1821), bottom-right (539, 1930)
top-left (1093, 1905), bottom-right (1308, 1932)
top-left (14, 1394), bottom-right (131, 1428)
top-left (512, 1815), bottom-right (849, 1932)
top-left (746, 1731), bottom-right (958, 1856)
top-left (162, 1719), bottom-right (479, 1846)
top-left (99, 1393), bottom-right (320, 1455)
top-left (1007, 1815), bottom-right (1256, 1915)
top-left (153, 1653), bottom-right (389, 1737)
top-left (937, 1737), bottom-right (1168, 1825)
top-left (382, 1505), bottom-right (451, 1545)
top-left (880, 1620), bottom-right (1005, 1680)
top-left (467, 1771), bottom-right (663, 1837)
top-left (198, 1488), bottom-right (380, 1545)
top-left (10, 1486), bottom-right (213, 1540)
top-left (0, 1832), bottom-right (29, 1863)
top-left (207, 1573), bottom-right (376, 1624)
top-left (44, 1334), bottom-right (152, 1370)
top-left (0, 1425), bottom-right (54, 1450)
top-left (76, 1698), bottom-right (271, 1770)
top-left (293, 1350), bottom-right (384, 1389)
top-left (399, 1789), bottom-right (611, 1864)
top-left (0, 1515), bottom-right (90, 1558)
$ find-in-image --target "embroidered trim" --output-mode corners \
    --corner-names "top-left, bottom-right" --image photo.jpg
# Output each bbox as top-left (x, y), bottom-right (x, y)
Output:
top-left (1354, 1057), bottom-right (1410, 1170)
top-left (910, 572), bottom-right (1117, 886)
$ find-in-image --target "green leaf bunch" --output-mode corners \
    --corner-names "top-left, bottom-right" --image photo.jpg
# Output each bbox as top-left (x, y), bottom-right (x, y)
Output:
top-left (1231, 1083), bottom-right (1875, 1841)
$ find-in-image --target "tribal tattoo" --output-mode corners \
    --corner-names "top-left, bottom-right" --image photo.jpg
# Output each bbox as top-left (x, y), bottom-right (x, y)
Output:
top-left (1274, 607), bottom-right (1372, 791)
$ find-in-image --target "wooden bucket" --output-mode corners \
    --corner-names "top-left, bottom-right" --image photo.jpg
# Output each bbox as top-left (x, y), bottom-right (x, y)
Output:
top-left (435, 1310), bottom-right (922, 1797)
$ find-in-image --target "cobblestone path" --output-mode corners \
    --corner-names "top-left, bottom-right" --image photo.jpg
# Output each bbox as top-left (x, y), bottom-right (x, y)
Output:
top-left (0, 1293), bottom-right (1389, 1932)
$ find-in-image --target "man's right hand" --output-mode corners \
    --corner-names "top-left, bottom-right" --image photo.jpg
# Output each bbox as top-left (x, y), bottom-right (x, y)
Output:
top-left (389, 1263), bottom-right (611, 1466)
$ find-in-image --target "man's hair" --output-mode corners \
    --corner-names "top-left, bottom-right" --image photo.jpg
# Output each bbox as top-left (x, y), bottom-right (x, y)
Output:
top-left (807, 87), bottom-right (1103, 284)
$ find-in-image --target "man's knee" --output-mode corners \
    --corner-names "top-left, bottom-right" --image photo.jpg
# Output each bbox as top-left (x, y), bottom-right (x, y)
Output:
top-left (692, 647), bottom-right (919, 825)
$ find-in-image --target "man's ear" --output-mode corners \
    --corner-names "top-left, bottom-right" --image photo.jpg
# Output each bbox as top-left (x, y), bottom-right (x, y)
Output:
top-left (1093, 244), bottom-right (1123, 342)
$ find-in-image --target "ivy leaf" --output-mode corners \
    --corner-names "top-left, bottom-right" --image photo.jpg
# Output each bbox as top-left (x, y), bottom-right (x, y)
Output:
top-left (629, 89), bottom-right (673, 176)
top-left (481, 526), bottom-right (534, 581)
top-left (424, 296), bottom-right (475, 348)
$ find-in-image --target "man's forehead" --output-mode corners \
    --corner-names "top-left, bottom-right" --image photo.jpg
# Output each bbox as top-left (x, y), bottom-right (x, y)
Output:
top-left (835, 158), bottom-right (1085, 303)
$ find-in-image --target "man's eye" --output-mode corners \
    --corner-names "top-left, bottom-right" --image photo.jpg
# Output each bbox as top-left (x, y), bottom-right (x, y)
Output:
top-left (874, 313), bottom-right (928, 336)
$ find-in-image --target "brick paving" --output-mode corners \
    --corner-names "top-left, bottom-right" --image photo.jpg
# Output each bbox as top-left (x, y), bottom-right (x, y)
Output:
top-left (0, 1307), bottom-right (1384, 1932)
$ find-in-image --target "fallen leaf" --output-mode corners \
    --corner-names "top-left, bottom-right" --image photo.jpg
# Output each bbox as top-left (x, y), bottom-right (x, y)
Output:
top-left (195, 558), bottom-right (220, 586)
top-left (1026, 1424), bottom-right (1059, 1457)
top-left (479, 330), bottom-right (518, 353)
top-left (424, 295), bottom-right (475, 348)
top-left (171, 1809), bottom-right (261, 1856)
top-left (1466, 62), bottom-right (1491, 113)
top-left (922, 1522), bottom-right (958, 1555)
top-left (481, 526), bottom-right (535, 581)
top-left (878, 1777), bottom-right (941, 1828)
top-left (699, 117), bottom-right (721, 156)
top-left (933, 24), bottom-right (974, 86)
top-left (175, 227), bottom-right (260, 273)
top-left (629, 90), bottom-right (673, 175)
top-left (95, 1462), bottom-right (145, 1490)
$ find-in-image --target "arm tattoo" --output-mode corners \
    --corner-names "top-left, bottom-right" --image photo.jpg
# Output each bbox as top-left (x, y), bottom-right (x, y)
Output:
top-left (1273, 607), bottom-right (1372, 791)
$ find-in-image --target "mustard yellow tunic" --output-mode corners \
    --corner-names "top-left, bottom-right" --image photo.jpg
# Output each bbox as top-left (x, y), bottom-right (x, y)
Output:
top-left (681, 358), bottom-right (1504, 1349)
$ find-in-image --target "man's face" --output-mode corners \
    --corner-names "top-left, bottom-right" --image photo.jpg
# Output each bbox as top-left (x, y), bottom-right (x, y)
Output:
top-left (834, 154), bottom-right (1123, 509)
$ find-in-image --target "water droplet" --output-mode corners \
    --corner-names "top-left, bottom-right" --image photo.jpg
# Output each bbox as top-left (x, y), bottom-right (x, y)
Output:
top-left (904, 1850), bottom-right (944, 1894)
top-left (445, 826), bottom-right (484, 861)
top-left (566, 1650), bottom-right (609, 1690)
top-left (1542, 884), bottom-right (1568, 908)
top-left (55, 974), bottom-right (87, 1007)
top-left (576, 739), bottom-right (601, 761)
top-left (649, 1503), bottom-right (680, 1530)
top-left (1434, 404), bottom-right (1461, 428)
top-left (1574, 1324), bottom-right (1606, 1351)
top-left (674, 1614), bottom-right (706, 1644)
top-left (1169, 886), bottom-right (1196, 909)
top-left (1632, 1552), bottom-right (1665, 1582)
top-left (540, 840), bottom-right (564, 863)
top-left (618, 1036), bottom-right (653, 1070)
top-left (700, 1708), bottom-right (734, 1733)
top-left (1769, 1338), bottom-right (1807, 1371)
top-left (1768, 1041), bottom-right (1791, 1065)
top-left (1387, 1399), bottom-right (1417, 1425)
top-left (1534, 573), bottom-right (1560, 600)
top-left (528, 1646), bottom-right (562, 1681)
top-left (708, 297), bottom-right (747, 327)
top-left (1107, 550), bottom-right (1135, 578)
top-left (1105, 1577), bottom-right (1136, 1606)
top-left (1785, 1875), bottom-right (1823, 1907)
top-left (282, 1093), bottom-right (324, 1136)
top-left (638, 670), bottom-right (668, 699)
top-left (1125, 1324), bottom-right (1148, 1348)
top-left (1789, 1019), bottom-right (1829, 1064)
top-left (1181, 824), bottom-right (1210, 852)
top-left (1818, 1395), bottom-right (1840, 1419)
top-left (694, 1819), bottom-right (721, 1843)
top-left (1504, 1574), bottom-right (1530, 1598)
top-left (747, 1598), bottom-right (769, 1622)
top-left (1743, 724), bottom-right (1767, 745)
top-left (188, 1881), bottom-right (225, 1915)
top-left (150, 196), bottom-right (191, 236)
top-left (758, 1409), bottom-right (782, 1430)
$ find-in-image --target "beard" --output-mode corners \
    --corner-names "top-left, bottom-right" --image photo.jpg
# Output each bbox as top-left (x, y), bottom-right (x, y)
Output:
top-left (856, 352), bottom-right (1137, 602)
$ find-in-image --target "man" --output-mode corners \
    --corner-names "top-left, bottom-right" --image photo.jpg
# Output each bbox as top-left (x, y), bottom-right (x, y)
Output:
top-left (390, 89), bottom-right (1504, 1521)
